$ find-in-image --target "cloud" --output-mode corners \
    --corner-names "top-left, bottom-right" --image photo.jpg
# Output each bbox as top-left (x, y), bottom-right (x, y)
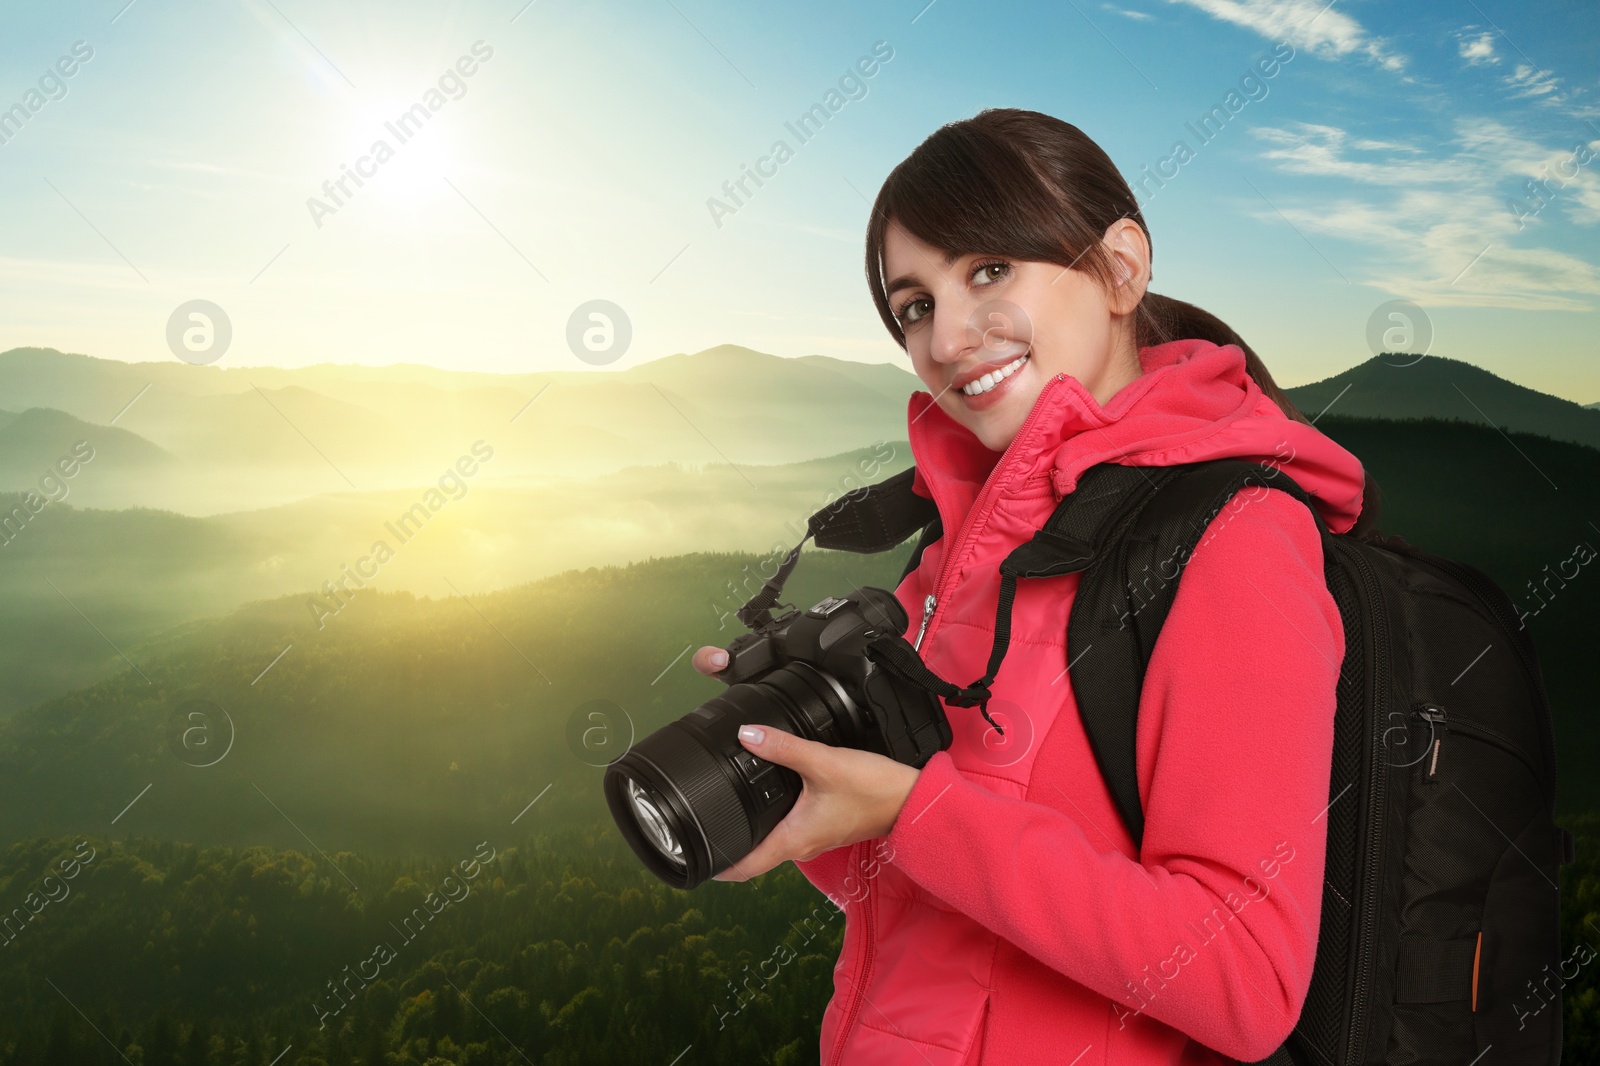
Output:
top-left (1165, 0), bottom-right (1407, 72)
top-left (1252, 124), bottom-right (1449, 186)
top-left (1246, 120), bottom-right (1600, 310)
top-left (1451, 30), bottom-right (1595, 119)
top-left (1101, 4), bottom-right (1154, 19)
top-left (1504, 63), bottom-right (1563, 102)
top-left (1457, 30), bottom-right (1498, 66)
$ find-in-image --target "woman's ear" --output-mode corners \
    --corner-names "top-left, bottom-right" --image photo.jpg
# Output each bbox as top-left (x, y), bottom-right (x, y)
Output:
top-left (1104, 219), bottom-right (1150, 315)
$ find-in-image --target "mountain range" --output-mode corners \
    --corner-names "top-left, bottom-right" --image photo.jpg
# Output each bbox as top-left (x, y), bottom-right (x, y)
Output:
top-left (1, 342), bottom-right (1597, 813)
top-left (1282, 353), bottom-right (1600, 451)
top-left (3, 345), bottom-right (1595, 514)
top-left (1, 408), bottom-right (1596, 853)
top-left (0, 345), bottom-right (919, 513)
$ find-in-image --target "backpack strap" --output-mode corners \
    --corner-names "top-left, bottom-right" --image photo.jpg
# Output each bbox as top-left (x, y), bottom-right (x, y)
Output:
top-left (1065, 459), bottom-right (1328, 853)
top-left (870, 462), bottom-right (1193, 736)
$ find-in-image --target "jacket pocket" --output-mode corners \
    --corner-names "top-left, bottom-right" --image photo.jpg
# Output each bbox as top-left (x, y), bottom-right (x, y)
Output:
top-left (959, 993), bottom-right (991, 1066)
top-left (847, 988), bottom-right (992, 1066)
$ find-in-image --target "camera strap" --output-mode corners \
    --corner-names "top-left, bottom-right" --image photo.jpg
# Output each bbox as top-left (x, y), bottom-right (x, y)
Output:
top-left (736, 462), bottom-right (1171, 738)
top-left (736, 467), bottom-right (937, 630)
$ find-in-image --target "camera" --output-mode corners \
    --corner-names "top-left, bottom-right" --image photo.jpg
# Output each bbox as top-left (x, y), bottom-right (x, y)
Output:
top-left (603, 585), bottom-right (952, 889)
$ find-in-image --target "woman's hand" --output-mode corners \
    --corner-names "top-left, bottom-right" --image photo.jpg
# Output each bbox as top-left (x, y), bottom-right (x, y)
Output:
top-left (691, 645), bottom-right (922, 882)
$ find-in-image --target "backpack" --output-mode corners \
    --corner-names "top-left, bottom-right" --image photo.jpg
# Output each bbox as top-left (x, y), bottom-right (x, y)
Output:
top-left (783, 457), bottom-right (1574, 1065)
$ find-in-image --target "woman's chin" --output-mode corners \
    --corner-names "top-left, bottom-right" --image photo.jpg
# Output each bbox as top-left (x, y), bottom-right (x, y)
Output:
top-left (948, 373), bottom-right (1039, 450)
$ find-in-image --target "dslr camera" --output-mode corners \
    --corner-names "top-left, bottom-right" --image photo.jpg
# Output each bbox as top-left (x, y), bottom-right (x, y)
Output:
top-left (604, 585), bottom-right (951, 889)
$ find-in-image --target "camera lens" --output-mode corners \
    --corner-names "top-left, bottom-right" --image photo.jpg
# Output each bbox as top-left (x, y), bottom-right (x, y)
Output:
top-left (626, 778), bottom-right (684, 868)
top-left (605, 661), bottom-right (861, 889)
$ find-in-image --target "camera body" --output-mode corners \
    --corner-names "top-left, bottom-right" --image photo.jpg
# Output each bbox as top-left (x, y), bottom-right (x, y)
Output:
top-left (714, 586), bottom-right (952, 765)
top-left (604, 585), bottom-right (951, 889)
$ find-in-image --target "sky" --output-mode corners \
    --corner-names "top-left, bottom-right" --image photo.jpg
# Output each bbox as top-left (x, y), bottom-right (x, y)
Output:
top-left (0, 0), bottom-right (1597, 401)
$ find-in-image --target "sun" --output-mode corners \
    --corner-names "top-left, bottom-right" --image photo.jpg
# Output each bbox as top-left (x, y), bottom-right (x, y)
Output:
top-left (329, 98), bottom-right (459, 210)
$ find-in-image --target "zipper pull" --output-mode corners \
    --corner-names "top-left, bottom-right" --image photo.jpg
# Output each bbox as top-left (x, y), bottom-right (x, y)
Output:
top-left (913, 593), bottom-right (936, 650)
top-left (1415, 704), bottom-right (1447, 778)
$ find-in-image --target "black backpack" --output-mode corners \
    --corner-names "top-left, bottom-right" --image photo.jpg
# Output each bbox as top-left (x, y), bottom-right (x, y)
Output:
top-left (791, 457), bottom-right (1573, 1065)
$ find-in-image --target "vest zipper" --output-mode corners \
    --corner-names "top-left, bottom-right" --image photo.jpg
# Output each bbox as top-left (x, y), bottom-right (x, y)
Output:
top-left (913, 593), bottom-right (936, 650)
top-left (831, 378), bottom-right (1064, 1061)
top-left (909, 374), bottom-right (1068, 655)
top-left (830, 840), bottom-right (876, 1066)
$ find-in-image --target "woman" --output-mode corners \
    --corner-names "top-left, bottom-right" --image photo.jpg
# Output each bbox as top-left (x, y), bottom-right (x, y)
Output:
top-left (691, 108), bottom-right (1371, 1065)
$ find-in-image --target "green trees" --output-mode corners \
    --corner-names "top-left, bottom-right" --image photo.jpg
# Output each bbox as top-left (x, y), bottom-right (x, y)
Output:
top-left (7, 819), bottom-right (1600, 1062)
top-left (0, 830), bottom-right (842, 1065)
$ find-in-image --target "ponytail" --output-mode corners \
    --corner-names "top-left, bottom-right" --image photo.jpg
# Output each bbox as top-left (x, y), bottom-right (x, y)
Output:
top-left (1137, 292), bottom-right (1382, 538)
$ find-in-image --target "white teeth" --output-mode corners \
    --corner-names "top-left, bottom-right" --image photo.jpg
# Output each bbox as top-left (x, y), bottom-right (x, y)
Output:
top-left (962, 353), bottom-right (1028, 396)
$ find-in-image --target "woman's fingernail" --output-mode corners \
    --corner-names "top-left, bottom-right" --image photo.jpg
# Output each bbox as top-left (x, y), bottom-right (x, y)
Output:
top-left (738, 725), bottom-right (764, 744)
top-left (711, 650), bottom-right (729, 668)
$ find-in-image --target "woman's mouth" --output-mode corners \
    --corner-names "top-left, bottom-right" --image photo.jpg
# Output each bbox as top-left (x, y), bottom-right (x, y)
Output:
top-left (958, 352), bottom-right (1029, 409)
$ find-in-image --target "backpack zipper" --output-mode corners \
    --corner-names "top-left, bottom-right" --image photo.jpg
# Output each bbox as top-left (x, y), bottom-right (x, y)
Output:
top-left (1404, 552), bottom-right (1559, 806)
top-left (1338, 541), bottom-right (1392, 1066)
top-left (829, 840), bottom-right (876, 1066)
top-left (1416, 705), bottom-right (1446, 779)
top-left (1411, 704), bottom-right (1542, 785)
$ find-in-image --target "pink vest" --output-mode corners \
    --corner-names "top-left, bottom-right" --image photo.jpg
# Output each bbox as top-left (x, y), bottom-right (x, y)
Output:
top-left (795, 338), bottom-right (1365, 1064)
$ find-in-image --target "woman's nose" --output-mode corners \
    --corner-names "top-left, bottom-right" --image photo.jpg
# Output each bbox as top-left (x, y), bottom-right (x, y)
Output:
top-left (926, 300), bottom-right (978, 366)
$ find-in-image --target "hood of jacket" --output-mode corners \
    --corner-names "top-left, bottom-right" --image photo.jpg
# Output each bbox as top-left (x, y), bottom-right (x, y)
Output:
top-left (906, 337), bottom-right (1367, 536)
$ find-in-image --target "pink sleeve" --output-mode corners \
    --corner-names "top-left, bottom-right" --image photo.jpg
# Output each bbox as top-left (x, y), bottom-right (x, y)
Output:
top-left (883, 488), bottom-right (1342, 1061)
top-left (794, 845), bottom-right (854, 909)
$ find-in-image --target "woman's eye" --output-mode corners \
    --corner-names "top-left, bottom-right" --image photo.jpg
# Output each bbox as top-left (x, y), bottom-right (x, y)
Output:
top-left (973, 261), bottom-right (1010, 285)
top-left (897, 298), bottom-right (931, 325)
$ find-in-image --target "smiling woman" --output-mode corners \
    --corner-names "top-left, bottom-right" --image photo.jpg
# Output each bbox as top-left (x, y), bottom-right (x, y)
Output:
top-left (684, 107), bottom-right (1385, 1066)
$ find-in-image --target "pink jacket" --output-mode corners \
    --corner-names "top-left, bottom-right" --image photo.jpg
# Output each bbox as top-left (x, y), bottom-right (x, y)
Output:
top-left (794, 338), bottom-right (1366, 1064)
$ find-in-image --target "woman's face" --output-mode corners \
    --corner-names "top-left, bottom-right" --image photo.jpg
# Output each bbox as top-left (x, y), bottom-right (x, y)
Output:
top-left (882, 218), bottom-right (1151, 453)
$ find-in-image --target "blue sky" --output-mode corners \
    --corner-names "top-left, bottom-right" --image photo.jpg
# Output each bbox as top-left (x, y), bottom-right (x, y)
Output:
top-left (0, 0), bottom-right (1596, 400)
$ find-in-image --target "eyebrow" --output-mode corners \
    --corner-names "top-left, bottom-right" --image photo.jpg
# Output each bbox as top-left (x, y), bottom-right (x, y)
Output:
top-left (885, 249), bottom-right (963, 297)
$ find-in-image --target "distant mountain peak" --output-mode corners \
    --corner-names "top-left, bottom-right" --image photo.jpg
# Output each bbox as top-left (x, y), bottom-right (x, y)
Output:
top-left (1285, 353), bottom-right (1600, 452)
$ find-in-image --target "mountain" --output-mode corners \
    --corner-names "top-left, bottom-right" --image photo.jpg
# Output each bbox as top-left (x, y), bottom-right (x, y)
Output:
top-left (1, 413), bottom-right (1597, 854)
top-left (0, 407), bottom-right (172, 490)
top-left (1285, 354), bottom-right (1600, 451)
top-left (0, 346), bottom-right (923, 513)
top-left (0, 546), bottom-right (923, 852)
top-left (0, 441), bottom-right (909, 718)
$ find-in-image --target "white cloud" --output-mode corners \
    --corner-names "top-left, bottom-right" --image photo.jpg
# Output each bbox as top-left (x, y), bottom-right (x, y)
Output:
top-left (1165, 0), bottom-right (1407, 72)
top-left (1247, 120), bottom-right (1600, 310)
top-left (1457, 30), bottom-right (1498, 66)
top-left (1253, 124), bottom-right (1451, 186)
top-left (1504, 63), bottom-right (1563, 102)
top-left (1101, 4), bottom-right (1155, 19)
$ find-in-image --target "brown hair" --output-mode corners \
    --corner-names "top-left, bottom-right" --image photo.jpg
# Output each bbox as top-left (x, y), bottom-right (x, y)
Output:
top-left (863, 107), bottom-right (1380, 537)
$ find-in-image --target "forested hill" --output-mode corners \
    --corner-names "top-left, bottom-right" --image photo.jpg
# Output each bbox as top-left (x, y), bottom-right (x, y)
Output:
top-left (0, 830), bottom-right (845, 1066)
top-left (0, 412), bottom-right (1596, 1062)
top-left (0, 414), bottom-right (1597, 861)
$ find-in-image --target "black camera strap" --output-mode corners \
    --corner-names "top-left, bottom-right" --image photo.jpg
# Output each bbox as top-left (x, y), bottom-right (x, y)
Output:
top-left (736, 463), bottom-right (1170, 738)
top-left (736, 467), bottom-right (937, 631)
